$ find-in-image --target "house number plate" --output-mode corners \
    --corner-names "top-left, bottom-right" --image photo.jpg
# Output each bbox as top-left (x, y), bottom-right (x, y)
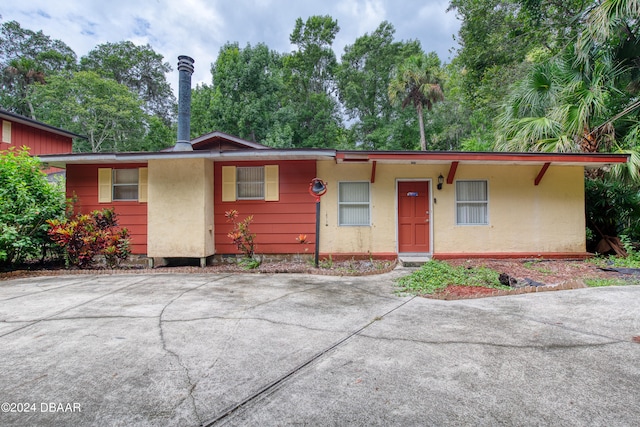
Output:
top-left (407, 192), bottom-right (419, 197)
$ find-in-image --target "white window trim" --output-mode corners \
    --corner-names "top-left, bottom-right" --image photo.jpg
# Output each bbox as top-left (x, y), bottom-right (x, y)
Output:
top-left (338, 181), bottom-right (371, 227)
top-left (455, 180), bottom-right (489, 226)
top-left (112, 168), bottom-right (140, 201)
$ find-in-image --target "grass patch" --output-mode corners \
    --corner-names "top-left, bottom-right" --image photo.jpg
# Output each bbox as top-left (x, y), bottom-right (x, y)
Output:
top-left (397, 260), bottom-right (510, 295)
top-left (590, 235), bottom-right (640, 269)
top-left (523, 260), bottom-right (553, 274)
top-left (585, 277), bottom-right (640, 287)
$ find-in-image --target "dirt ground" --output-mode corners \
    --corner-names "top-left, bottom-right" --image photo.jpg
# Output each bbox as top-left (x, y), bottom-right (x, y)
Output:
top-left (438, 258), bottom-right (636, 299)
top-left (445, 258), bottom-right (619, 284)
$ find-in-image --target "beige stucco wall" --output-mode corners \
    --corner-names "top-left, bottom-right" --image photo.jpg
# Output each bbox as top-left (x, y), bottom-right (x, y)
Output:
top-left (316, 160), bottom-right (586, 255)
top-left (147, 158), bottom-right (214, 258)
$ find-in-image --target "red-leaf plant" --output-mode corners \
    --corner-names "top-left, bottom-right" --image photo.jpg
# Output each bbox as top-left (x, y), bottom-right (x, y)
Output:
top-left (225, 209), bottom-right (256, 259)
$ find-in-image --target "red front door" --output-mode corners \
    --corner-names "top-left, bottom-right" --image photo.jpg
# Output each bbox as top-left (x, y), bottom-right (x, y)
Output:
top-left (398, 181), bottom-right (430, 253)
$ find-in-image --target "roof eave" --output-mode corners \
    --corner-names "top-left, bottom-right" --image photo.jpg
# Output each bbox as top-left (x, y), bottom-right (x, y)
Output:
top-left (38, 149), bottom-right (337, 168)
top-left (0, 109), bottom-right (85, 140)
top-left (336, 151), bottom-right (629, 167)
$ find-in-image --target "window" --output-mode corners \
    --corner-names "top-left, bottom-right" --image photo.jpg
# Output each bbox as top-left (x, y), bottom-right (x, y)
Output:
top-left (221, 165), bottom-right (279, 202)
top-left (237, 167), bottom-right (264, 199)
top-left (112, 169), bottom-right (139, 200)
top-left (339, 182), bottom-right (370, 226)
top-left (98, 167), bottom-right (147, 203)
top-left (456, 180), bottom-right (488, 225)
top-left (2, 120), bottom-right (11, 144)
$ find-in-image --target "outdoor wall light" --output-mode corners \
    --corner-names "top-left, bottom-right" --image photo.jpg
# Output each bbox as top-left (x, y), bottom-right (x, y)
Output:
top-left (437, 174), bottom-right (444, 190)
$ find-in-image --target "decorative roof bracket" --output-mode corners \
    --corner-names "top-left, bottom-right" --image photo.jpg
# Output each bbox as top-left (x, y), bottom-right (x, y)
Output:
top-left (370, 161), bottom-right (377, 183)
top-left (446, 161), bottom-right (459, 184)
top-left (535, 162), bottom-right (551, 186)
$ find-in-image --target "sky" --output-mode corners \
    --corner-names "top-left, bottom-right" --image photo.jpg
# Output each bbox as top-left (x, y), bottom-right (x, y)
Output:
top-left (0, 0), bottom-right (461, 97)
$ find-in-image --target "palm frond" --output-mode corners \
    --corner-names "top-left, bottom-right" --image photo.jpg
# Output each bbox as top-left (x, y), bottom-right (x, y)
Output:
top-left (607, 148), bottom-right (640, 183)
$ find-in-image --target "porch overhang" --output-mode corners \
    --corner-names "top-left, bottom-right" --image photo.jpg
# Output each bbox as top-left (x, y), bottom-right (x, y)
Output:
top-left (335, 151), bottom-right (629, 168)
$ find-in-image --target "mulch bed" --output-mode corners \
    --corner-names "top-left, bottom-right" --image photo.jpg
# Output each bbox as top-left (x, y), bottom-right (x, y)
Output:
top-left (430, 258), bottom-right (636, 300)
top-left (0, 258), bottom-right (398, 281)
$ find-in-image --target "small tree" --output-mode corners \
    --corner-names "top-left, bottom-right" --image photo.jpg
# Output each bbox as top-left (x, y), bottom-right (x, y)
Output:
top-left (0, 147), bottom-right (65, 268)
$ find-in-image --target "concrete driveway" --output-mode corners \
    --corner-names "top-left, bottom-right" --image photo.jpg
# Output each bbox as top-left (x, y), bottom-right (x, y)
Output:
top-left (0, 270), bottom-right (639, 426)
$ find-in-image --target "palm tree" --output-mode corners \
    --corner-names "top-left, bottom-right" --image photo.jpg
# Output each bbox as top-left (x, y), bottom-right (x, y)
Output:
top-left (388, 53), bottom-right (444, 150)
top-left (583, 0), bottom-right (639, 43)
top-left (496, 52), bottom-right (619, 152)
top-left (498, 0), bottom-right (640, 180)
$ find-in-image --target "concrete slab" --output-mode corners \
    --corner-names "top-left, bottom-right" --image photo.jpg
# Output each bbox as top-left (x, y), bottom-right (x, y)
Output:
top-left (0, 271), bottom-right (638, 426)
top-left (398, 256), bottom-right (431, 267)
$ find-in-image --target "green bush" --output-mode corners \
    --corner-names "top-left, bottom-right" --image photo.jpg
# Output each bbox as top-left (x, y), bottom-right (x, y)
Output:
top-left (0, 147), bottom-right (65, 268)
top-left (585, 178), bottom-right (640, 247)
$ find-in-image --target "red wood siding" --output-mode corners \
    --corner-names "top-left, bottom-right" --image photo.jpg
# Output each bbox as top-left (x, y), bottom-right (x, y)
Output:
top-left (1, 120), bottom-right (73, 155)
top-left (214, 160), bottom-right (317, 254)
top-left (66, 164), bottom-right (148, 255)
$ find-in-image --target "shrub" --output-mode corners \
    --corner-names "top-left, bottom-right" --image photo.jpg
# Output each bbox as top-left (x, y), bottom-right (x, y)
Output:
top-left (225, 209), bottom-right (256, 258)
top-left (0, 147), bottom-right (65, 268)
top-left (585, 178), bottom-right (640, 247)
top-left (47, 208), bottom-right (130, 268)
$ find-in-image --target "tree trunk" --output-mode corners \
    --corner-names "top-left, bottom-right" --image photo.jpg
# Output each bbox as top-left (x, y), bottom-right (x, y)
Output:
top-left (417, 103), bottom-right (426, 150)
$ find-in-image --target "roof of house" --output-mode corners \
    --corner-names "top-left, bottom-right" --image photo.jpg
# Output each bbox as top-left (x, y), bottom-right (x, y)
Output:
top-left (189, 131), bottom-right (270, 150)
top-left (0, 108), bottom-right (85, 139)
top-left (38, 131), bottom-right (629, 169)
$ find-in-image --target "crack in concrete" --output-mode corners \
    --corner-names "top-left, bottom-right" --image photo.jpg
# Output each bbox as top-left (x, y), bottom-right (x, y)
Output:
top-left (157, 275), bottom-right (233, 425)
top-left (515, 314), bottom-right (631, 344)
top-left (0, 276), bottom-right (153, 339)
top-left (200, 295), bottom-right (417, 426)
top-left (0, 277), bottom-right (92, 302)
top-left (163, 315), bottom-right (345, 334)
top-left (353, 332), bottom-right (623, 350)
top-left (343, 283), bottom-right (401, 300)
top-left (1, 315), bottom-right (157, 323)
top-left (231, 284), bottom-right (325, 312)
top-left (442, 301), bottom-right (631, 345)
top-left (196, 282), bottom-right (338, 388)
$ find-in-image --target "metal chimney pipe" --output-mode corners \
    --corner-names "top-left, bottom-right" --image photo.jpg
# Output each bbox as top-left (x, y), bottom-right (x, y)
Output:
top-left (174, 55), bottom-right (195, 151)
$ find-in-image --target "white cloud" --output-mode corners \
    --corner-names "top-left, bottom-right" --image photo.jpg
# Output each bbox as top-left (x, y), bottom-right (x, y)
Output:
top-left (0, 0), bottom-right (461, 94)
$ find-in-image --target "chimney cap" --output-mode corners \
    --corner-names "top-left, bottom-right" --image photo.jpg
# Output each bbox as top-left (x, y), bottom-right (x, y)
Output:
top-left (177, 55), bottom-right (195, 74)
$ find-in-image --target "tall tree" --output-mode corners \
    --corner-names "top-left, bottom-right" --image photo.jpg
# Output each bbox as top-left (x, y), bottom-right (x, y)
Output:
top-left (80, 41), bottom-right (175, 125)
top-left (30, 71), bottom-right (145, 152)
top-left (337, 21), bottom-right (422, 149)
top-left (191, 42), bottom-right (284, 143)
top-left (496, 0), bottom-right (640, 181)
top-left (388, 53), bottom-right (444, 150)
top-left (282, 16), bottom-right (344, 148)
top-left (0, 20), bottom-right (77, 117)
top-left (446, 0), bottom-right (587, 147)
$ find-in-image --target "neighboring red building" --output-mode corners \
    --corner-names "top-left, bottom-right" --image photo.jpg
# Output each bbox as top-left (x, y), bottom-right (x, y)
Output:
top-left (1, 109), bottom-right (79, 155)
